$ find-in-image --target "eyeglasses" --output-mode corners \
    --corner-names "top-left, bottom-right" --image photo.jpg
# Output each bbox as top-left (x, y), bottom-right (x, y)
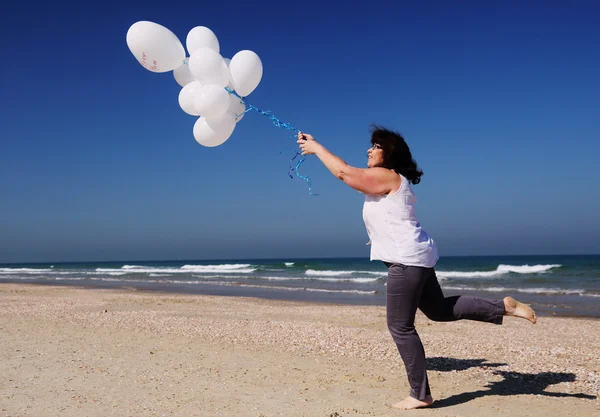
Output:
top-left (370, 143), bottom-right (382, 150)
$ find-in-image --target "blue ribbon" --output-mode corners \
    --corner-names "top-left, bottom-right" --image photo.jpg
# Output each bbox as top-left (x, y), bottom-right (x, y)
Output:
top-left (180, 59), bottom-right (317, 194)
top-left (225, 87), bottom-right (318, 196)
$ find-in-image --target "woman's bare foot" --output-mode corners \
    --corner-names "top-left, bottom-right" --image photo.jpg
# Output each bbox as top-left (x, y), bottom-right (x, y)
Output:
top-left (504, 296), bottom-right (537, 324)
top-left (392, 395), bottom-right (433, 410)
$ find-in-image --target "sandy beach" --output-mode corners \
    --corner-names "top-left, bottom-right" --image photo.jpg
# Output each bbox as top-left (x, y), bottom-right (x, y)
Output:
top-left (0, 283), bottom-right (598, 417)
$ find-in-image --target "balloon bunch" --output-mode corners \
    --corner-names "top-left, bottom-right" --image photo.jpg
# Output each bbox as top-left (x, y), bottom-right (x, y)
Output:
top-left (126, 21), bottom-right (317, 194)
top-left (126, 21), bottom-right (262, 147)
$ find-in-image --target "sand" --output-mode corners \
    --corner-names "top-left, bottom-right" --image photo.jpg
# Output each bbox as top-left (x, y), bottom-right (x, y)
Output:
top-left (0, 283), bottom-right (598, 416)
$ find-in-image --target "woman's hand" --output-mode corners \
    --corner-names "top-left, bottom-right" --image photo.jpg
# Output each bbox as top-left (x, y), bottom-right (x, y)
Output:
top-left (297, 131), bottom-right (322, 155)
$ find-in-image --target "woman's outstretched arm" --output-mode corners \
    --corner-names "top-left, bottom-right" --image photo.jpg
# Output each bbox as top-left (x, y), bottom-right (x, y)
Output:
top-left (297, 132), bottom-right (399, 195)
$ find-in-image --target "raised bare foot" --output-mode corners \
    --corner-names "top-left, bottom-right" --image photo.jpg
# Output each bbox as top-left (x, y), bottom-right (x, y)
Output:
top-left (391, 395), bottom-right (433, 410)
top-left (504, 296), bottom-right (537, 324)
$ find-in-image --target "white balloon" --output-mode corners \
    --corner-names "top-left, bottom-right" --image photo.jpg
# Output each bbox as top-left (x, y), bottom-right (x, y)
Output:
top-left (173, 57), bottom-right (196, 87)
top-left (229, 50), bottom-right (263, 96)
top-left (223, 58), bottom-right (234, 89)
top-left (193, 114), bottom-right (236, 147)
top-left (193, 118), bottom-right (219, 146)
top-left (126, 21), bottom-right (185, 73)
top-left (188, 48), bottom-right (230, 87)
top-left (194, 84), bottom-right (230, 118)
top-left (222, 62), bottom-right (232, 89)
top-left (227, 94), bottom-right (246, 123)
top-left (207, 113), bottom-right (236, 140)
top-left (178, 81), bottom-right (203, 116)
top-left (186, 26), bottom-right (220, 54)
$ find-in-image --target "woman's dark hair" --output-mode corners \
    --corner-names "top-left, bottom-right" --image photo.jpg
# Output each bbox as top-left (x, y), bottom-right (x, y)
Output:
top-left (370, 125), bottom-right (423, 185)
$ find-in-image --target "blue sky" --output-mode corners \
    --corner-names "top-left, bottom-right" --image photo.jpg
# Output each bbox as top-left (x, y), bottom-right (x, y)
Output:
top-left (1, 0), bottom-right (599, 263)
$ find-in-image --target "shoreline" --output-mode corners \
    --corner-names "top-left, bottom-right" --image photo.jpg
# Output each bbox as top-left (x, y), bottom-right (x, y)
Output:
top-left (1, 283), bottom-right (598, 416)
top-left (3, 279), bottom-right (599, 319)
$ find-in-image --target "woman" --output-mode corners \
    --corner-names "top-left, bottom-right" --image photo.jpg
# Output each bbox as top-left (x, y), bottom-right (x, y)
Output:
top-left (297, 126), bottom-right (536, 410)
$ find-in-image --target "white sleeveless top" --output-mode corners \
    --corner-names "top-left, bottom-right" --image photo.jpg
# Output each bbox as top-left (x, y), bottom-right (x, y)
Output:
top-left (362, 174), bottom-right (438, 267)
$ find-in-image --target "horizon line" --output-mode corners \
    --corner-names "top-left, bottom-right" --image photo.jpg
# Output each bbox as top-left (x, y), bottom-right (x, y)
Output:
top-left (1, 253), bottom-right (599, 266)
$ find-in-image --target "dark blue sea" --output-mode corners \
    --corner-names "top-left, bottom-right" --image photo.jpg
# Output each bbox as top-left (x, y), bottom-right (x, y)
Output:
top-left (1, 255), bottom-right (598, 318)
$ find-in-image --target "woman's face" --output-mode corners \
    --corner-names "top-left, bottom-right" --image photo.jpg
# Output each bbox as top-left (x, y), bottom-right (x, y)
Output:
top-left (367, 143), bottom-right (384, 168)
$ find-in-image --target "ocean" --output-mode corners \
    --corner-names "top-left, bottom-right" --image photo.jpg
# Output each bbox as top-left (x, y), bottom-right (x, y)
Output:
top-left (1, 255), bottom-right (598, 318)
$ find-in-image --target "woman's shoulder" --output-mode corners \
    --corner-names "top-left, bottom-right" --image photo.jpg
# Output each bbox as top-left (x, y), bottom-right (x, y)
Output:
top-left (385, 170), bottom-right (404, 195)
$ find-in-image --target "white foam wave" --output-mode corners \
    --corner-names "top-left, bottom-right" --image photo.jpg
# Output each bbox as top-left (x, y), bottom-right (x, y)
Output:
top-left (318, 277), bottom-right (379, 284)
top-left (497, 264), bottom-right (562, 274)
top-left (437, 264), bottom-right (561, 279)
top-left (95, 265), bottom-right (256, 274)
top-left (258, 276), bottom-right (306, 281)
top-left (304, 288), bottom-right (377, 295)
top-left (83, 277), bottom-right (377, 295)
top-left (442, 285), bottom-right (586, 295)
top-left (90, 277), bottom-right (148, 283)
top-left (437, 270), bottom-right (503, 279)
top-left (183, 280), bottom-right (376, 295)
top-left (181, 264), bottom-right (251, 270)
top-left (305, 269), bottom-right (387, 277)
top-left (184, 274), bottom-right (379, 284)
top-left (285, 262), bottom-right (294, 267)
top-left (0, 268), bottom-right (54, 274)
top-left (211, 275), bottom-right (379, 284)
top-left (0, 269), bottom-right (78, 276)
top-left (0, 276), bottom-right (85, 281)
top-left (53, 277), bottom-right (85, 281)
top-left (180, 266), bottom-right (257, 273)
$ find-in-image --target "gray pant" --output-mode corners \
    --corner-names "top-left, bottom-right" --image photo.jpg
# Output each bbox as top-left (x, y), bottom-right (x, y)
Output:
top-left (385, 262), bottom-right (505, 400)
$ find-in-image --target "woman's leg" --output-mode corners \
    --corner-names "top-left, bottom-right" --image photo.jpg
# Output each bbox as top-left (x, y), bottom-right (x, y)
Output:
top-left (418, 269), bottom-right (536, 324)
top-left (386, 263), bottom-right (433, 404)
top-left (418, 268), bottom-right (505, 324)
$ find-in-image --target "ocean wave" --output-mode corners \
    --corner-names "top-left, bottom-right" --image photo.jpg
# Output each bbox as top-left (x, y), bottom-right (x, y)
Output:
top-left (84, 277), bottom-right (377, 295)
top-left (184, 274), bottom-right (380, 284)
top-left (303, 288), bottom-right (377, 295)
top-left (442, 285), bottom-right (589, 296)
top-left (260, 276), bottom-right (378, 284)
top-left (305, 269), bottom-right (387, 277)
top-left (437, 264), bottom-right (561, 279)
top-left (318, 277), bottom-right (379, 284)
top-left (53, 277), bottom-right (86, 281)
top-left (180, 266), bottom-right (256, 274)
top-left (79, 273), bottom-right (380, 286)
top-left (0, 268), bottom-right (78, 275)
top-left (182, 280), bottom-right (377, 295)
top-left (0, 268), bottom-right (54, 274)
top-left (95, 265), bottom-right (256, 274)
top-left (181, 264), bottom-right (252, 270)
top-left (437, 270), bottom-right (500, 279)
top-left (285, 262), bottom-right (294, 267)
top-left (497, 264), bottom-right (562, 274)
top-left (0, 276), bottom-right (85, 281)
top-left (90, 277), bottom-right (149, 283)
